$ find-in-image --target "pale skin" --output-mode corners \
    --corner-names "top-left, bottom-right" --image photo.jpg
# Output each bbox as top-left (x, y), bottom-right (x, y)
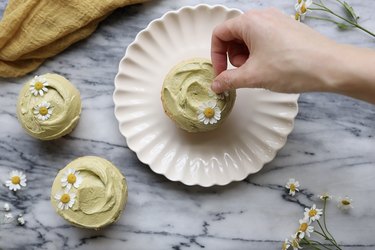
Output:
top-left (211, 8), bottom-right (375, 104)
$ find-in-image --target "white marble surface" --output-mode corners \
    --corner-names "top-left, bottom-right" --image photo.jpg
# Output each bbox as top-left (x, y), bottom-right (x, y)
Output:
top-left (0, 0), bottom-right (374, 249)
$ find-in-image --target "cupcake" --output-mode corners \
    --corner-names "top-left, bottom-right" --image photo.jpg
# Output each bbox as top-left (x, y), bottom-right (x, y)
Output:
top-left (161, 58), bottom-right (236, 133)
top-left (50, 156), bottom-right (128, 230)
top-left (16, 73), bottom-right (81, 140)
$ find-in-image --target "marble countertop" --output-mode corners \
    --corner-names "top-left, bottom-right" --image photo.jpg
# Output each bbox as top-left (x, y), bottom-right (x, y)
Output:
top-left (0, 0), bottom-right (374, 249)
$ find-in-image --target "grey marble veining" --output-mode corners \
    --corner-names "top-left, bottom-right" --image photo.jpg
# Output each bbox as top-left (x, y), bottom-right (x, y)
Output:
top-left (0, 0), bottom-right (374, 249)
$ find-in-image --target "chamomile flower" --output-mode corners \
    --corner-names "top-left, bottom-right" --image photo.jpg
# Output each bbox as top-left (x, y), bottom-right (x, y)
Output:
top-left (3, 213), bottom-right (14, 223)
top-left (217, 91), bottom-right (229, 100)
top-left (337, 196), bottom-right (353, 211)
top-left (304, 204), bottom-right (323, 222)
top-left (285, 178), bottom-right (300, 196)
top-left (29, 75), bottom-right (49, 96)
top-left (318, 192), bottom-right (332, 201)
top-left (17, 215), bottom-right (25, 226)
top-left (290, 233), bottom-right (302, 250)
top-left (33, 101), bottom-right (53, 121)
top-left (54, 190), bottom-right (76, 210)
top-left (282, 238), bottom-right (290, 250)
top-left (297, 218), bottom-right (314, 239)
top-left (3, 203), bottom-right (10, 212)
top-left (295, 0), bottom-right (312, 21)
top-left (61, 168), bottom-right (82, 190)
top-left (197, 101), bottom-right (221, 125)
top-left (5, 170), bottom-right (27, 191)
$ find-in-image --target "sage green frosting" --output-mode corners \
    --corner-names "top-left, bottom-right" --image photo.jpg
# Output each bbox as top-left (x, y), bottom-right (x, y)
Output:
top-left (161, 58), bottom-right (236, 132)
top-left (51, 156), bottom-right (128, 229)
top-left (16, 73), bottom-right (81, 140)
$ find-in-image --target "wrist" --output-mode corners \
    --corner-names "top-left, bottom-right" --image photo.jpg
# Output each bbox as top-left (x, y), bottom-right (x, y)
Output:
top-left (326, 44), bottom-right (375, 103)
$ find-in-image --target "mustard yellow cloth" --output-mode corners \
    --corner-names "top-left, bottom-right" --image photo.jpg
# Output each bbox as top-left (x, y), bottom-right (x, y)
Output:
top-left (0, 0), bottom-right (145, 78)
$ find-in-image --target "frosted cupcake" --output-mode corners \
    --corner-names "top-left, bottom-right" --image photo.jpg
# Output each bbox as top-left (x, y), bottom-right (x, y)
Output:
top-left (16, 73), bottom-right (81, 140)
top-left (161, 58), bottom-right (236, 133)
top-left (50, 156), bottom-right (128, 230)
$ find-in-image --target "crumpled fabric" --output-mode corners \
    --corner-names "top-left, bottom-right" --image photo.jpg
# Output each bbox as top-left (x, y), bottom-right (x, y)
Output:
top-left (0, 0), bottom-right (145, 78)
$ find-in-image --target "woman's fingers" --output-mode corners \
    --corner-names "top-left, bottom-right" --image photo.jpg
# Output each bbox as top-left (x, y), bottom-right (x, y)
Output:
top-left (211, 15), bottom-right (248, 76)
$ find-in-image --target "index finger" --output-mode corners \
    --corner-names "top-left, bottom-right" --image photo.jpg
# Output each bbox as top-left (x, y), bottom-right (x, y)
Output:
top-left (211, 15), bottom-right (246, 76)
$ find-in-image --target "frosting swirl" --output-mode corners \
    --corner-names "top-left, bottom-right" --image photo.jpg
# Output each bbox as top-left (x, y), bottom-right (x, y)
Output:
top-left (161, 58), bottom-right (236, 132)
top-left (16, 73), bottom-right (81, 140)
top-left (50, 156), bottom-right (127, 229)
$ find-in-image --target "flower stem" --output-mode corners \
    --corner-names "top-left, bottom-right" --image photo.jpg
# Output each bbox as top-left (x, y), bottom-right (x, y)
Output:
top-left (316, 221), bottom-right (343, 250)
top-left (322, 199), bottom-right (337, 244)
top-left (301, 238), bottom-right (321, 250)
top-left (308, 239), bottom-right (334, 250)
top-left (307, 15), bottom-right (342, 25)
top-left (313, 230), bottom-right (327, 238)
top-left (312, 2), bottom-right (375, 37)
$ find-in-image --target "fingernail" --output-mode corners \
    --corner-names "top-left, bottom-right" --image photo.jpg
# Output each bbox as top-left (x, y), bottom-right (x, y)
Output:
top-left (211, 81), bottom-right (221, 93)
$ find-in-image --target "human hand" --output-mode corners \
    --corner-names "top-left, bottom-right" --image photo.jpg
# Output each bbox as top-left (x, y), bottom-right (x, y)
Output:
top-left (210, 8), bottom-right (341, 94)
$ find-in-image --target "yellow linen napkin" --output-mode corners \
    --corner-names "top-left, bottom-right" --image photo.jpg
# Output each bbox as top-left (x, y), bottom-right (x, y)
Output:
top-left (0, 0), bottom-right (145, 78)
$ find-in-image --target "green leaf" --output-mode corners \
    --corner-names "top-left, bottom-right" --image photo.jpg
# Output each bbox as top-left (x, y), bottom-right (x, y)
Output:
top-left (336, 22), bottom-right (351, 30)
top-left (343, 1), bottom-right (359, 23)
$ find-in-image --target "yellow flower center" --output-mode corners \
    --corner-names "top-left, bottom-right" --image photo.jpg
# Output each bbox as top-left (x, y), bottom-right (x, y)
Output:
top-left (299, 223), bottom-right (308, 232)
top-left (204, 108), bottom-right (215, 118)
top-left (295, 12), bottom-right (300, 20)
top-left (60, 194), bottom-right (70, 204)
top-left (282, 242), bottom-right (287, 250)
top-left (301, 3), bottom-right (307, 13)
top-left (11, 176), bottom-right (21, 184)
top-left (34, 82), bottom-right (44, 90)
top-left (292, 239), bottom-right (299, 248)
top-left (342, 200), bottom-right (350, 205)
top-left (290, 183), bottom-right (296, 192)
top-left (39, 107), bottom-right (48, 115)
top-left (309, 209), bottom-right (317, 217)
top-left (67, 173), bottom-right (76, 184)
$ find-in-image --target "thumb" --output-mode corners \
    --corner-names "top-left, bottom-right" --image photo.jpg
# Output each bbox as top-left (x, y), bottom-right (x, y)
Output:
top-left (211, 67), bottom-right (250, 93)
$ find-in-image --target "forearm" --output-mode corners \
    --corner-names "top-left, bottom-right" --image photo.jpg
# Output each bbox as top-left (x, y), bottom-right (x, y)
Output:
top-left (324, 44), bottom-right (375, 104)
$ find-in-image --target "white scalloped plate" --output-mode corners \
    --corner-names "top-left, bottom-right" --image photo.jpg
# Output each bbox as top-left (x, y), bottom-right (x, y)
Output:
top-left (114, 4), bottom-right (299, 187)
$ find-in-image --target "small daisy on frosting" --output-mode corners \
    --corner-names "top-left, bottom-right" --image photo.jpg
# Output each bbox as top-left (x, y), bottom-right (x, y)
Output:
top-left (33, 101), bottom-right (53, 121)
top-left (285, 178), bottom-right (300, 196)
top-left (337, 196), bottom-right (353, 211)
top-left (197, 101), bottom-right (221, 125)
top-left (5, 170), bottom-right (27, 191)
top-left (54, 190), bottom-right (76, 210)
top-left (61, 168), bottom-right (82, 190)
top-left (29, 75), bottom-right (49, 96)
top-left (217, 91), bottom-right (229, 100)
top-left (304, 204), bottom-right (323, 223)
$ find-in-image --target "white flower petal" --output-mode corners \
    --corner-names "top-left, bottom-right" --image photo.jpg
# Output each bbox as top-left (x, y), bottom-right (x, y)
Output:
top-left (54, 193), bottom-right (62, 200)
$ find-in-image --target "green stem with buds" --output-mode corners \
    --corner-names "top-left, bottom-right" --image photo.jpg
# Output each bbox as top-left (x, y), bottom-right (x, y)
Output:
top-left (311, 2), bottom-right (375, 37)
